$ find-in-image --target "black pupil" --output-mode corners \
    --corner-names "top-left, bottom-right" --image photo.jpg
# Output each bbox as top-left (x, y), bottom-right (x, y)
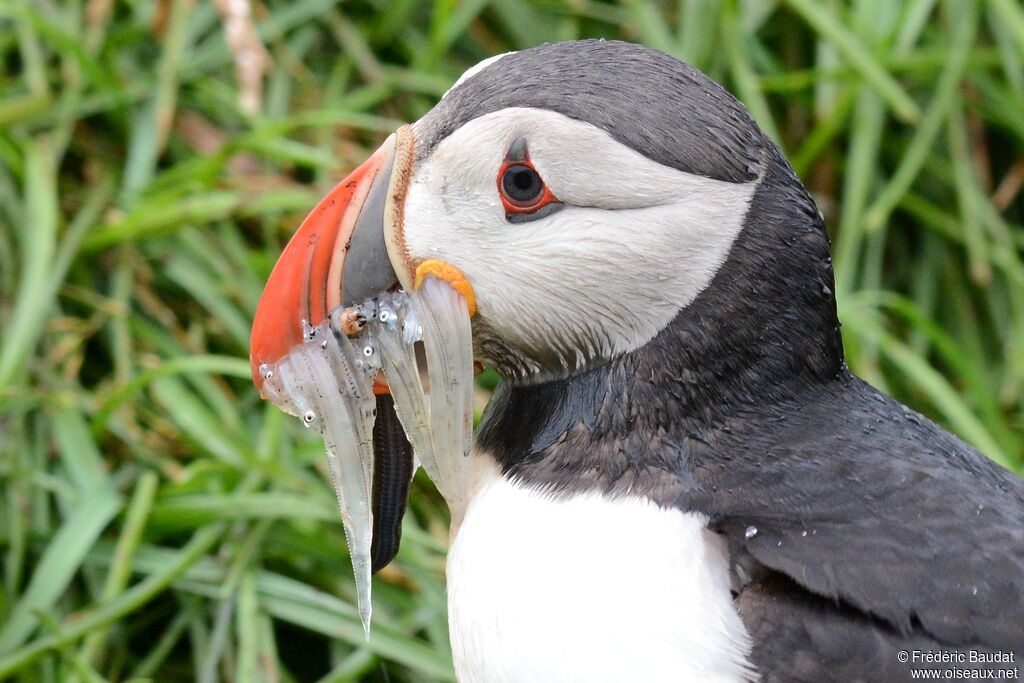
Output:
top-left (502, 165), bottom-right (542, 203)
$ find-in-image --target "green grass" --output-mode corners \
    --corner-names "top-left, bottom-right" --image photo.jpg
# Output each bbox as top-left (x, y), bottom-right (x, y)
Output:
top-left (0, 0), bottom-right (1022, 680)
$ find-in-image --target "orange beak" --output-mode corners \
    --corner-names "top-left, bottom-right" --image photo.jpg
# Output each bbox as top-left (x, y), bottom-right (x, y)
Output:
top-left (249, 127), bottom-right (427, 574)
top-left (250, 129), bottom-right (414, 395)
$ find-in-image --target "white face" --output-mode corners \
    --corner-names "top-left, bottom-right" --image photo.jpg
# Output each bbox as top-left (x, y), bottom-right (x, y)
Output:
top-left (405, 106), bottom-right (759, 381)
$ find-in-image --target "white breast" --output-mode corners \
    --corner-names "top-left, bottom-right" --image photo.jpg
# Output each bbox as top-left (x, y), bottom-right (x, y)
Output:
top-left (446, 466), bottom-right (756, 683)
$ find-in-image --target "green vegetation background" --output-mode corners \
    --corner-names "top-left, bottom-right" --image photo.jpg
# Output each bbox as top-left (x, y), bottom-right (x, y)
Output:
top-left (1, 0), bottom-right (1022, 680)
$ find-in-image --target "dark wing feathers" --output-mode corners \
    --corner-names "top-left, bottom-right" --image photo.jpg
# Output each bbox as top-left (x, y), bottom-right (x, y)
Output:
top-left (683, 375), bottom-right (1024, 659)
top-left (737, 575), bottom-right (1011, 683)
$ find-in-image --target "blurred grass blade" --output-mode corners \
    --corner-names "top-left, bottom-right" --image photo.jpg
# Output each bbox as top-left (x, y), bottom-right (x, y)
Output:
top-left (52, 409), bottom-right (114, 495)
top-left (990, 0), bottom-right (1024, 56)
top-left (0, 492), bottom-right (121, 652)
top-left (722, 1), bottom-right (782, 145)
top-left (120, 0), bottom-right (191, 203)
top-left (164, 256), bottom-right (251, 349)
top-left (0, 526), bottom-right (225, 678)
top-left (0, 137), bottom-right (57, 391)
top-left (234, 570), bottom-right (264, 683)
top-left (151, 377), bottom-right (248, 465)
top-left (833, 90), bottom-right (886, 293)
top-left (782, 0), bottom-right (921, 122)
top-left (128, 610), bottom-right (191, 679)
top-left (198, 595), bottom-right (236, 683)
top-left (947, 100), bottom-right (990, 284)
top-left (862, 0), bottom-right (978, 232)
top-left (92, 354), bottom-right (250, 435)
top-left (76, 470), bottom-right (159, 669)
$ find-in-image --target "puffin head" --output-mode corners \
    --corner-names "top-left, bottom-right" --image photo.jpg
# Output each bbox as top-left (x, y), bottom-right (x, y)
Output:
top-left (252, 40), bottom-right (842, 394)
top-left (249, 39), bottom-right (849, 587)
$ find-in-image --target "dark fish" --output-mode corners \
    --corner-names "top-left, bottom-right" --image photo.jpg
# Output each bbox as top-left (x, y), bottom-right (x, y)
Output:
top-left (370, 393), bottom-right (414, 573)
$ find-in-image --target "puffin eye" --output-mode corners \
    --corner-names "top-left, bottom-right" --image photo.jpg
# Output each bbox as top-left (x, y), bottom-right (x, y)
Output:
top-left (501, 165), bottom-right (543, 205)
top-left (496, 139), bottom-right (563, 223)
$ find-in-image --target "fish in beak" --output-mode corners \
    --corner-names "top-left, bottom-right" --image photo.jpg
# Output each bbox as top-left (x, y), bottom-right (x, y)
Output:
top-left (249, 126), bottom-right (476, 635)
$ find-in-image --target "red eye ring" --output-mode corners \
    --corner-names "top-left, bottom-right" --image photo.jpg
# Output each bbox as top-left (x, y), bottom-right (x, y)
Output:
top-left (497, 158), bottom-right (560, 218)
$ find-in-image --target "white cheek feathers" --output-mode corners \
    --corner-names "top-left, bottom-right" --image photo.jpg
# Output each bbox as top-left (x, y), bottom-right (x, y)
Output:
top-left (406, 108), bottom-right (760, 379)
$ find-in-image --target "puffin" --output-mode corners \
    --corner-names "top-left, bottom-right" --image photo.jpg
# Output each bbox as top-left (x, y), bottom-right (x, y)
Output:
top-left (250, 40), bottom-right (1024, 682)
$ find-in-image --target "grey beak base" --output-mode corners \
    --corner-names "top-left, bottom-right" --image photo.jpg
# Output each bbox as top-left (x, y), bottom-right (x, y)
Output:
top-left (342, 142), bottom-right (401, 306)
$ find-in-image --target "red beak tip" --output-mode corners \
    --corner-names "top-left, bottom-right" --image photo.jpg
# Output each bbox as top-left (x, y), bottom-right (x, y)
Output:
top-left (250, 148), bottom-right (391, 392)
